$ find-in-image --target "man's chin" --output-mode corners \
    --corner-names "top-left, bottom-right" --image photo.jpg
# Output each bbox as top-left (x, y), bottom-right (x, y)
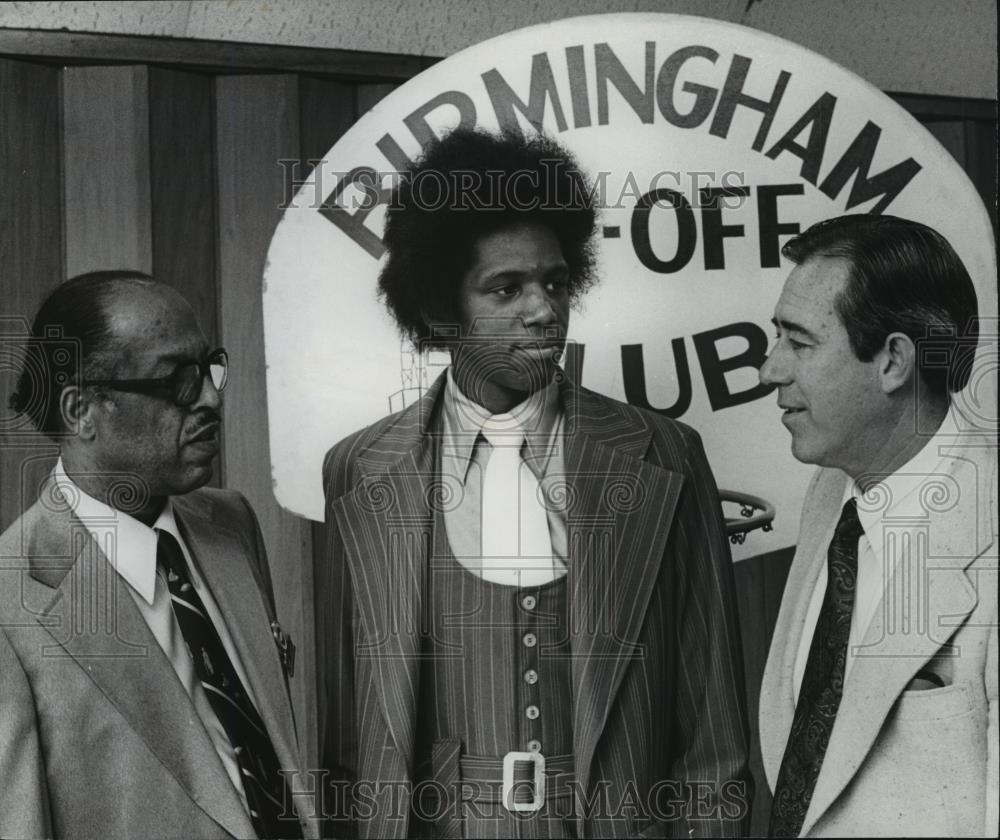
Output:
top-left (174, 463), bottom-right (215, 494)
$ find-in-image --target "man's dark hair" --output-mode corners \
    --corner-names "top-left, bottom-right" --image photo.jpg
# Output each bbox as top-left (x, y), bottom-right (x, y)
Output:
top-left (378, 128), bottom-right (597, 342)
top-left (782, 214), bottom-right (979, 395)
top-left (9, 270), bottom-right (154, 436)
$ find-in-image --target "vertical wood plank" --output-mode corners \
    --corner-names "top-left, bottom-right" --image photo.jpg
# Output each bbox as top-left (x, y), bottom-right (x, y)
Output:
top-left (62, 65), bottom-right (152, 276)
top-left (149, 67), bottom-right (221, 487)
top-left (355, 82), bottom-right (399, 116)
top-left (964, 119), bottom-right (998, 232)
top-left (0, 58), bottom-right (64, 530)
top-left (149, 67), bottom-right (219, 345)
top-left (921, 119), bottom-right (967, 169)
top-left (297, 76), bottom-right (361, 781)
top-left (298, 76), bottom-right (355, 180)
top-left (214, 74), bottom-right (316, 770)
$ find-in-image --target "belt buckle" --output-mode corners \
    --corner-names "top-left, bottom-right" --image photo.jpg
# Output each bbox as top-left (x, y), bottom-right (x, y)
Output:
top-left (502, 750), bottom-right (545, 812)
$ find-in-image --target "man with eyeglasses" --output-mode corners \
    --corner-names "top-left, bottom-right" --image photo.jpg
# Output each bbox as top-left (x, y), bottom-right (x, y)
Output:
top-left (0, 271), bottom-right (318, 839)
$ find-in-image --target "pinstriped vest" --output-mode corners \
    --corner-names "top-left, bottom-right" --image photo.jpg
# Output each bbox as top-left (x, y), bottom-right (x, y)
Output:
top-left (411, 490), bottom-right (576, 838)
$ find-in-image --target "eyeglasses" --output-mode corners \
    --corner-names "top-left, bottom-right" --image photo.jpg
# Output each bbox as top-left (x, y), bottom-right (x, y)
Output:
top-left (81, 348), bottom-right (229, 407)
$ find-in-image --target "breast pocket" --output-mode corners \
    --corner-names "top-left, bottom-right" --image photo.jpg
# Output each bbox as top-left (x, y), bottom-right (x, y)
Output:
top-left (892, 682), bottom-right (981, 721)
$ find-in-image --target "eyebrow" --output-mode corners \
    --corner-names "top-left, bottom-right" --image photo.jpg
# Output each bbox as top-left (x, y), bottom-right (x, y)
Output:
top-left (148, 348), bottom-right (209, 372)
top-left (481, 263), bottom-right (569, 282)
top-left (159, 351), bottom-right (201, 364)
top-left (771, 316), bottom-right (820, 341)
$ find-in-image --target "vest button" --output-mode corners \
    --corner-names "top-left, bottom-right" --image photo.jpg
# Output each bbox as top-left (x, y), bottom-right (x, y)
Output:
top-left (523, 632), bottom-right (537, 648)
top-left (521, 594), bottom-right (537, 610)
top-left (527, 739), bottom-right (542, 753)
top-left (524, 669), bottom-right (538, 685)
top-left (526, 705), bottom-right (540, 720)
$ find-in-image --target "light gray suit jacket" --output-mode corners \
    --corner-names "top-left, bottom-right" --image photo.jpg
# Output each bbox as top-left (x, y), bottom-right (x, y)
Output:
top-left (0, 479), bottom-right (320, 839)
top-left (760, 432), bottom-right (998, 836)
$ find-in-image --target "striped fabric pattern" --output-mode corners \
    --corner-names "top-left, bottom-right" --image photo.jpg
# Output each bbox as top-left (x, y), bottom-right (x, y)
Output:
top-left (317, 372), bottom-right (753, 838)
top-left (413, 525), bottom-right (575, 838)
top-left (158, 530), bottom-right (301, 839)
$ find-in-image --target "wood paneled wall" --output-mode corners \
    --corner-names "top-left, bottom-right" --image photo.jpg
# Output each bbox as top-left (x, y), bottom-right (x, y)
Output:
top-left (0, 57), bottom-right (62, 532)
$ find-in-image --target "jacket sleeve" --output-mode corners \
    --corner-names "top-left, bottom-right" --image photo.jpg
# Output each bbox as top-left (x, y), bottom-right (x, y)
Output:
top-left (317, 442), bottom-right (359, 837)
top-left (667, 425), bottom-right (753, 837)
top-left (0, 625), bottom-right (53, 838)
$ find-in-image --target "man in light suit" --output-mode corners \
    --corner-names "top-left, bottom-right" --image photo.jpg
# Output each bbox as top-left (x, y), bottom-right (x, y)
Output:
top-left (758, 214), bottom-right (998, 837)
top-left (317, 129), bottom-right (752, 838)
top-left (0, 272), bottom-right (318, 839)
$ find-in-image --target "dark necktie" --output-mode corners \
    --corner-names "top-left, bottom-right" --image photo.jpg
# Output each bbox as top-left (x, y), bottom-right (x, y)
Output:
top-left (157, 530), bottom-right (302, 839)
top-left (769, 498), bottom-right (864, 837)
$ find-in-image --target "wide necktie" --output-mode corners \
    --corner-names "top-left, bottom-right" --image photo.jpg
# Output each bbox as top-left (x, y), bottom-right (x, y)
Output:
top-left (157, 530), bottom-right (302, 839)
top-left (479, 423), bottom-right (560, 587)
top-left (769, 498), bottom-right (864, 837)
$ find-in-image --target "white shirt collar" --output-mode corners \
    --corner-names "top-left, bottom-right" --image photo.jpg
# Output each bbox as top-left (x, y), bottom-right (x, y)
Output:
top-left (53, 458), bottom-right (181, 606)
top-left (441, 367), bottom-right (560, 480)
top-left (846, 406), bottom-right (960, 551)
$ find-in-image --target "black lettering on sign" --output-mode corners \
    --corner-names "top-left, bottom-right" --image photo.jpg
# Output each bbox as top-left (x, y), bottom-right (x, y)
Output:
top-left (710, 54), bottom-right (790, 149)
top-left (765, 92), bottom-right (837, 184)
top-left (564, 45), bottom-right (592, 128)
top-left (656, 45), bottom-right (720, 128)
top-left (699, 185), bottom-right (751, 271)
top-left (375, 133), bottom-right (413, 172)
top-left (820, 121), bottom-right (921, 212)
top-left (403, 91), bottom-right (477, 151)
top-left (757, 184), bottom-right (804, 268)
top-left (693, 321), bottom-right (775, 411)
top-left (482, 53), bottom-right (568, 137)
top-left (622, 341), bottom-right (693, 418)
top-left (318, 167), bottom-right (387, 259)
top-left (595, 41), bottom-right (656, 125)
top-left (631, 189), bottom-right (697, 273)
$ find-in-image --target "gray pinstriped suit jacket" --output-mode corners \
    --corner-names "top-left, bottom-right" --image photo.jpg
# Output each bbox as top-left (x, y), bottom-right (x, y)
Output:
top-left (316, 372), bottom-right (752, 838)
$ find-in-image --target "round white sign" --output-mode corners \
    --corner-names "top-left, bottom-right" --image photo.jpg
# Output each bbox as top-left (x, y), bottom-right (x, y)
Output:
top-left (264, 13), bottom-right (996, 559)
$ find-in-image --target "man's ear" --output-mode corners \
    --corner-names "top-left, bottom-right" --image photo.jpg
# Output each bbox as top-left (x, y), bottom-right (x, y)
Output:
top-left (876, 332), bottom-right (916, 395)
top-left (59, 385), bottom-right (99, 441)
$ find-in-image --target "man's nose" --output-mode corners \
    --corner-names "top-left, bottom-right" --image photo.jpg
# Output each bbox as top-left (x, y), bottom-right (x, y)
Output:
top-left (192, 372), bottom-right (223, 411)
top-left (520, 284), bottom-right (557, 327)
top-left (759, 344), bottom-right (789, 387)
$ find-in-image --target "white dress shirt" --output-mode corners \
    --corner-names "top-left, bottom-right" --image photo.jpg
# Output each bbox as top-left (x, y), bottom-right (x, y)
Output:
top-left (53, 459), bottom-right (256, 812)
top-left (793, 409), bottom-right (960, 701)
top-left (439, 368), bottom-right (568, 584)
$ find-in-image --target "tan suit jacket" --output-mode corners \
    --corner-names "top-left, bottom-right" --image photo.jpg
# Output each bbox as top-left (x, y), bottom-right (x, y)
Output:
top-left (759, 433), bottom-right (998, 836)
top-left (0, 479), bottom-right (320, 839)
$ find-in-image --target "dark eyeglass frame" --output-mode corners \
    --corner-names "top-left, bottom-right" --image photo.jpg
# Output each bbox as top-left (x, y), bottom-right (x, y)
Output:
top-left (81, 347), bottom-right (229, 407)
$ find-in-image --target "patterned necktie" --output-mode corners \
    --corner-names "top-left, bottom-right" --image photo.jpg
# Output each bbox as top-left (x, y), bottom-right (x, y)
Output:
top-left (769, 498), bottom-right (864, 837)
top-left (157, 530), bottom-right (302, 839)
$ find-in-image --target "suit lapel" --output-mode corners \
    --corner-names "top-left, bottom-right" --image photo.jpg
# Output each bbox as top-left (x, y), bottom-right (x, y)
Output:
top-left (802, 448), bottom-right (991, 834)
top-left (23, 492), bottom-right (254, 839)
top-left (332, 381), bottom-right (442, 778)
top-left (173, 496), bottom-right (311, 833)
top-left (759, 470), bottom-right (844, 789)
top-left (561, 385), bottom-right (685, 795)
